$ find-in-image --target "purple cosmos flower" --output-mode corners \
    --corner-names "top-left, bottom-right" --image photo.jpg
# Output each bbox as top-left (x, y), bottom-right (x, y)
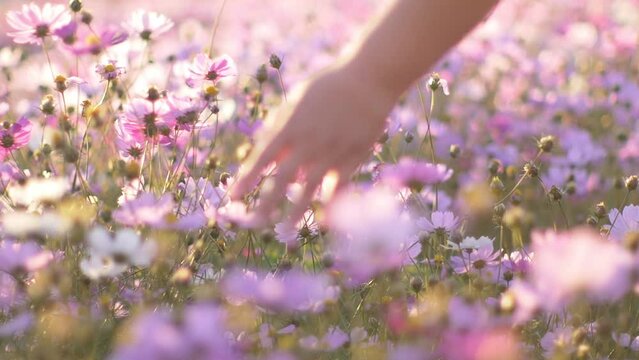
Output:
top-left (6, 3), bottom-right (71, 45)
top-left (95, 60), bottom-right (126, 82)
top-left (113, 192), bottom-right (174, 228)
top-left (0, 312), bottom-right (33, 338)
top-left (604, 205), bottom-right (639, 242)
top-left (123, 10), bottom-right (174, 41)
top-left (165, 94), bottom-right (206, 130)
top-left (417, 211), bottom-right (459, 235)
top-left (379, 158), bottom-right (453, 190)
top-left (110, 304), bottom-right (239, 360)
top-left (186, 53), bottom-right (237, 88)
top-left (0, 240), bottom-right (53, 274)
top-left (0, 117), bottom-right (32, 161)
top-left (222, 268), bottom-right (340, 312)
top-left (450, 246), bottom-right (500, 275)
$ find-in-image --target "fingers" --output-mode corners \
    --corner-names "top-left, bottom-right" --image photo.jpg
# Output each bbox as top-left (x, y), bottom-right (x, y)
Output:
top-left (229, 132), bottom-right (287, 200)
top-left (287, 164), bottom-right (328, 225)
top-left (252, 151), bottom-right (305, 223)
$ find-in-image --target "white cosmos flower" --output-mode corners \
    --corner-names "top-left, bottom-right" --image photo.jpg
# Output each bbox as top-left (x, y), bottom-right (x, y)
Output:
top-left (7, 177), bottom-right (69, 207)
top-left (444, 236), bottom-right (494, 251)
top-left (80, 226), bottom-right (157, 280)
top-left (87, 227), bottom-right (156, 266)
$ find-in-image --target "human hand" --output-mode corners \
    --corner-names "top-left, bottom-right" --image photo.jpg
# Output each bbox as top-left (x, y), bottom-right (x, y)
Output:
top-left (229, 63), bottom-right (398, 226)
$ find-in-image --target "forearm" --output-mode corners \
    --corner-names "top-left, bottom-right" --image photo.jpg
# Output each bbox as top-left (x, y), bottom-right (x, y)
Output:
top-left (340, 0), bottom-right (499, 97)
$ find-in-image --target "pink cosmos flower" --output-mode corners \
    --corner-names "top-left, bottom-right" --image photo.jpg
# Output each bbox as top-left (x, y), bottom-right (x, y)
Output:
top-left (6, 3), bottom-right (71, 45)
top-left (123, 10), bottom-right (174, 41)
top-left (222, 268), bottom-right (340, 312)
top-left (164, 94), bottom-right (206, 130)
top-left (450, 246), bottom-right (500, 275)
top-left (439, 328), bottom-right (521, 360)
top-left (63, 25), bottom-right (128, 56)
top-left (0, 117), bottom-right (32, 161)
top-left (186, 53), bottom-right (237, 88)
top-left (327, 187), bottom-right (420, 285)
top-left (379, 158), bottom-right (453, 190)
top-left (118, 98), bottom-right (171, 144)
top-left (530, 228), bottom-right (634, 310)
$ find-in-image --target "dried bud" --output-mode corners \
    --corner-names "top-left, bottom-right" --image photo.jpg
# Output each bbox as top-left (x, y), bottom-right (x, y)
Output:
top-left (625, 175), bottom-right (638, 191)
top-left (494, 203), bottom-right (507, 217)
top-left (586, 216), bottom-right (598, 226)
top-left (41, 144), bottom-right (52, 156)
top-left (594, 202), bottom-right (607, 218)
top-left (523, 162), bottom-right (538, 178)
top-left (449, 144), bottom-right (460, 158)
top-left (69, 0), bottom-right (82, 12)
top-left (488, 158), bottom-right (502, 176)
top-left (538, 135), bottom-right (555, 153)
top-left (548, 185), bottom-right (562, 201)
top-left (54, 75), bottom-right (67, 92)
top-left (269, 54), bottom-right (282, 69)
top-left (63, 148), bottom-right (79, 163)
top-left (40, 95), bottom-right (56, 115)
top-left (490, 176), bottom-right (505, 195)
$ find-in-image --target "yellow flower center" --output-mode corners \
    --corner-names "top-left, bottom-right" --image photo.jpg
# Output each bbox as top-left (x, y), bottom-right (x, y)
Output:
top-left (104, 64), bottom-right (116, 73)
top-left (85, 34), bottom-right (101, 46)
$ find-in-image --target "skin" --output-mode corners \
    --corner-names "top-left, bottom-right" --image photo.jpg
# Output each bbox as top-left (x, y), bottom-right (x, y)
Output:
top-left (230, 0), bottom-right (500, 225)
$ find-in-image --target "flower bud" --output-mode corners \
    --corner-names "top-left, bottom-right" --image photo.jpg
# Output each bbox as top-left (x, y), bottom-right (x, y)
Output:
top-left (147, 86), bottom-right (161, 101)
top-left (404, 131), bottom-right (414, 143)
top-left (269, 54), bottom-right (282, 69)
top-left (220, 172), bottom-right (231, 186)
top-left (625, 175), bottom-right (638, 191)
top-left (63, 148), bottom-right (79, 163)
top-left (125, 161), bottom-right (140, 180)
top-left (410, 276), bottom-right (423, 293)
top-left (54, 75), bottom-right (68, 92)
top-left (449, 144), bottom-right (460, 158)
top-left (69, 0), bottom-right (82, 12)
top-left (80, 11), bottom-right (92, 25)
top-left (256, 64), bottom-right (268, 84)
top-left (565, 181), bottom-right (576, 195)
top-left (586, 216), bottom-right (598, 226)
top-left (321, 253), bottom-right (334, 268)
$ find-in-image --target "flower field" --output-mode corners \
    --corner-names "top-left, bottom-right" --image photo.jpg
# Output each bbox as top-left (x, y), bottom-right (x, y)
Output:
top-left (1, 0), bottom-right (639, 359)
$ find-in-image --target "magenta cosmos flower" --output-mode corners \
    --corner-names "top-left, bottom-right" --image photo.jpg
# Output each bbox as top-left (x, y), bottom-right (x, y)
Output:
top-left (123, 10), bottom-right (174, 41)
top-left (186, 53), bottom-right (237, 88)
top-left (0, 117), bottom-right (32, 161)
top-left (6, 3), bottom-right (71, 45)
top-left (380, 158), bottom-right (453, 190)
